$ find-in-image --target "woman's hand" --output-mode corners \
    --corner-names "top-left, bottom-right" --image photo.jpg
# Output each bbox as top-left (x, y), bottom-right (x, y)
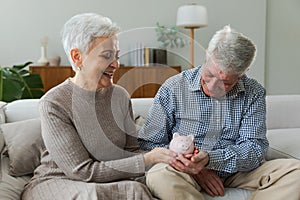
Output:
top-left (143, 147), bottom-right (177, 167)
top-left (170, 150), bottom-right (209, 174)
top-left (192, 168), bottom-right (225, 197)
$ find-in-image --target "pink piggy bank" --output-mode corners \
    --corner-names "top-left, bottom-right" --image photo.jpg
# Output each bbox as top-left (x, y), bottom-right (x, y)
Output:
top-left (169, 132), bottom-right (194, 154)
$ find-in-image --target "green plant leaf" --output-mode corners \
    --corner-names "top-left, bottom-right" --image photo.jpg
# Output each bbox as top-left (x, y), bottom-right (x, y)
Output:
top-left (23, 74), bottom-right (44, 88)
top-left (0, 62), bottom-right (44, 102)
top-left (12, 61), bottom-right (33, 70)
top-left (2, 78), bottom-right (24, 102)
top-left (21, 88), bottom-right (44, 99)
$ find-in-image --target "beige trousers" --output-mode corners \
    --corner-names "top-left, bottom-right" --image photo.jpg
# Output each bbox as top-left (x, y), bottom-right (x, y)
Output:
top-left (146, 159), bottom-right (300, 200)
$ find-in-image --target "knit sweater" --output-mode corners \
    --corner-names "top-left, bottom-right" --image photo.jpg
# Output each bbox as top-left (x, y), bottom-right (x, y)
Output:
top-left (27, 79), bottom-right (145, 188)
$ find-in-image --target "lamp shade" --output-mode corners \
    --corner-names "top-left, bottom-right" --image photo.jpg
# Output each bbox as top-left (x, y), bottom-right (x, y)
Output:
top-left (176, 4), bottom-right (208, 28)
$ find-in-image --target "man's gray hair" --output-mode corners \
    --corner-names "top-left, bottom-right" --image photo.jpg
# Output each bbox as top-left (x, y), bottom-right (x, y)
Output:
top-left (206, 25), bottom-right (256, 75)
top-left (61, 13), bottom-right (120, 70)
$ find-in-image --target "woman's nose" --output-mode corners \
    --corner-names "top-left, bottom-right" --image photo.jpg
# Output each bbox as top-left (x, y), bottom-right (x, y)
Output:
top-left (110, 59), bottom-right (120, 69)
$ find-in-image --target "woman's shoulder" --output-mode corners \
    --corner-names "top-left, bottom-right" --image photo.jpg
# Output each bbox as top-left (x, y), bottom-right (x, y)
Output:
top-left (41, 79), bottom-right (72, 102)
top-left (111, 84), bottom-right (131, 100)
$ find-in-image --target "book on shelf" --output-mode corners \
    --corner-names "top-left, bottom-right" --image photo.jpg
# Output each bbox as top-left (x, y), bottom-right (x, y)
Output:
top-left (130, 44), bottom-right (167, 67)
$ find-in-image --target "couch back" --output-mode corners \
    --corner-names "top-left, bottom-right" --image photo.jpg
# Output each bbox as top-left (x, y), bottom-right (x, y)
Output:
top-left (266, 95), bottom-right (300, 130)
top-left (2, 95), bottom-right (300, 130)
top-left (4, 99), bottom-right (40, 123)
top-left (2, 98), bottom-right (154, 123)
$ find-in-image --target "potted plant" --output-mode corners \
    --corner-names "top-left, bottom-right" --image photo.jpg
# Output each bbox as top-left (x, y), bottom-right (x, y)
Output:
top-left (0, 61), bottom-right (44, 102)
top-left (155, 22), bottom-right (186, 49)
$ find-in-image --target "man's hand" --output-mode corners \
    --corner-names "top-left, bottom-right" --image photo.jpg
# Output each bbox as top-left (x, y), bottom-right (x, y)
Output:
top-left (192, 168), bottom-right (225, 197)
top-left (184, 146), bottom-right (199, 159)
top-left (170, 150), bottom-right (209, 174)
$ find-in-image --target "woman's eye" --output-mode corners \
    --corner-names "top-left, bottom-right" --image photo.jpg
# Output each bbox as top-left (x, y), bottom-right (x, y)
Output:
top-left (100, 51), bottom-right (120, 60)
top-left (100, 52), bottom-right (113, 60)
top-left (115, 51), bottom-right (120, 60)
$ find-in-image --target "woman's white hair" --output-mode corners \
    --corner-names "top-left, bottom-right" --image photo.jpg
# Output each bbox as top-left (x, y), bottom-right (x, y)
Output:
top-left (206, 25), bottom-right (256, 75)
top-left (61, 13), bottom-right (120, 70)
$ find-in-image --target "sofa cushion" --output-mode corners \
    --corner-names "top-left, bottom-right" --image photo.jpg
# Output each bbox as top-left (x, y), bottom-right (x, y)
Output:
top-left (0, 102), bottom-right (7, 153)
top-left (266, 128), bottom-right (300, 160)
top-left (0, 101), bottom-right (7, 124)
top-left (203, 188), bottom-right (252, 200)
top-left (0, 154), bottom-right (31, 199)
top-left (0, 132), bottom-right (4, 154)
top-left (4, 99), bottom-right (40, 123)
top-left (0, 118), bottom-right (45, 176)
top-left (133, 111), bottom-right (146, 132)
top-left (132, 98), bottom-right (153, 119)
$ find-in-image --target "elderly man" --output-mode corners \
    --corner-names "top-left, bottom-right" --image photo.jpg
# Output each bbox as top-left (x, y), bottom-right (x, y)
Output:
top-left (138, 25), bottom-right (300, 200)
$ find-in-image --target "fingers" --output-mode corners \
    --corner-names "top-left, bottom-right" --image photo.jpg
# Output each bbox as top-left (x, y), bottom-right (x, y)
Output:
top-left (191, 150), bottom-right (208, 164)
top-left (194, 169), bottom-right (225, 197)
top-left (172, 154), bottom-right (203, 174)
top-left (183, 153), bottom-right (193, 159)
top-left (206, 173), bottom-right (224, 196)
top-left (144, 148), bottom-right (177, 167)
top-left (154, 148), bottom-right (177, 162)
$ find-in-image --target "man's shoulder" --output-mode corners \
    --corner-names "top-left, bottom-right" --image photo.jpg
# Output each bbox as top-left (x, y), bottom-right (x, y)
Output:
top-left (163, 67), bottom-right (200, 88)
top-left (242, 76), bottom-right (266, 96)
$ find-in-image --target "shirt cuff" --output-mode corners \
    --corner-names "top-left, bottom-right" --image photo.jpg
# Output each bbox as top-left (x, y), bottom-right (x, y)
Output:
top-left (206, 150), bottom-right (224, 171)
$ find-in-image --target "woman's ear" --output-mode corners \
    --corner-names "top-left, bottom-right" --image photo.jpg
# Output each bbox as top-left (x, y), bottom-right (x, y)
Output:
top-left (70, 48), bottom-right (82, 67)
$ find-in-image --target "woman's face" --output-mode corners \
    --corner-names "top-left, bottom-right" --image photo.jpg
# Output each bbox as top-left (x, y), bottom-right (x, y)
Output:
top-left (80, 35), bottom-right (120, 89)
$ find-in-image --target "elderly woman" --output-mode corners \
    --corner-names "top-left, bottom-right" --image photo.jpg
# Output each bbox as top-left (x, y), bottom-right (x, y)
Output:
top-left (21, 13), bottom-right (177, 200)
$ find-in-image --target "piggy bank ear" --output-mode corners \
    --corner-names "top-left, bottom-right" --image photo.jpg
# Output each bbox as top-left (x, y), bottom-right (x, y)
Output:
top-left (173, 132), bottom-right (180, 138)
top-left (187, 134), bottom-right (194, 141)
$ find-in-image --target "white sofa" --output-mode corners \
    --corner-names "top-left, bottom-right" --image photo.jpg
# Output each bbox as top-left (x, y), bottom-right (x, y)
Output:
top-left (0, 95), bottom-right (299, 200)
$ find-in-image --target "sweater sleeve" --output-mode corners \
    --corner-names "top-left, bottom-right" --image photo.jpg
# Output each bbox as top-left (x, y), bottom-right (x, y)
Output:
top-left (39, 99), bottom-right (145, 183)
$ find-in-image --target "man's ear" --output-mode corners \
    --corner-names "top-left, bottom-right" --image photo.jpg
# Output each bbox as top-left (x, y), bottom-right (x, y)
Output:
top-left (70, 48), bottom-right (82, 67)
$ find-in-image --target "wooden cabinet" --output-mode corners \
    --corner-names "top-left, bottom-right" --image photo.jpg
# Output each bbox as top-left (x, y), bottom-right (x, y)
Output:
top-left (30, 65), bottom-right (181, 97)
top-left (113, 66), bottom-right (181, 98)
top-left (29, 66), bottom-right (75, 92)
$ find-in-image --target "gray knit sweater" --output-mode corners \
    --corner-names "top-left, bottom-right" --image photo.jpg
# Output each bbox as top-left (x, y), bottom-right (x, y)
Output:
top-left (28, 79), bottom-right (145, 187)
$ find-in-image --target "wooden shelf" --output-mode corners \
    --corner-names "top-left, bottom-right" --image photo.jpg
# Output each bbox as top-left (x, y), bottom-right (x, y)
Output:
top-left (113, 66), bottom-right (181, 98)
top-left (29, 66), bottom-right (75, 92)
top-left (30, 65), bottom-right (181, 97)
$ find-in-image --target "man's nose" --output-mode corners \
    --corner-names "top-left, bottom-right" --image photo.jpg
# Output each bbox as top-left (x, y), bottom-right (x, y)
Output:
top-left (209, 78), bottom-right (225, 90)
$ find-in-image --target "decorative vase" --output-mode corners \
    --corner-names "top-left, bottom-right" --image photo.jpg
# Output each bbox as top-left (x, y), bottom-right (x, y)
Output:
top-left (48, 56), bottom-right (61, 66)
top-left (37, 46), bottom-right (49, 66)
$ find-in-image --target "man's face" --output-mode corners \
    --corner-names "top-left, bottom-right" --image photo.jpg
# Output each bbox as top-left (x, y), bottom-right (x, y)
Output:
top-left (201, 59), bottom-right (240, 98)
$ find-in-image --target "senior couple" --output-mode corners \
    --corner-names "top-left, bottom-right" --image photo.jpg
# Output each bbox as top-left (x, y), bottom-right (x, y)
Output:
top-left (22, 13), bottom-right (300, 200)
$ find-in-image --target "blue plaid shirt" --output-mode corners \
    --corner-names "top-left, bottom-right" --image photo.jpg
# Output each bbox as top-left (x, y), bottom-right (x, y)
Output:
top-left (138, 66), bottom-right (269, 178)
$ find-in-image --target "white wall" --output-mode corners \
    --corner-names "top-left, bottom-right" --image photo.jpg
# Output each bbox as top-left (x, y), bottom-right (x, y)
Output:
top-left (265, 0), bottom-right (300, 95)
top-left (0, 0), bottom-right (266, 86)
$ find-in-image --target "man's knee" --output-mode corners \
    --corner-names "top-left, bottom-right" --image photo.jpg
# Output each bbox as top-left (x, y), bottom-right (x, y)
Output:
top-left (146, 163), bottom-right (171, 189)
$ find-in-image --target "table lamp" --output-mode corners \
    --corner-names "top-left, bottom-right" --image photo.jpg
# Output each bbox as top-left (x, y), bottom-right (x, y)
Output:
top-left (176, 4), bottom-right (208, 68)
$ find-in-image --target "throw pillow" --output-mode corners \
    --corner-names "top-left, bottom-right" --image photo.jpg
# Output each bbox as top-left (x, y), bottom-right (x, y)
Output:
top-left (0, 101), bottom-right (7, 152)
top-left (0, 118), bottom-right (45, 176)
top-left (0, 131), bottom-right (4, 153)
top-left (0, 101), bottom-right (7, 124)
